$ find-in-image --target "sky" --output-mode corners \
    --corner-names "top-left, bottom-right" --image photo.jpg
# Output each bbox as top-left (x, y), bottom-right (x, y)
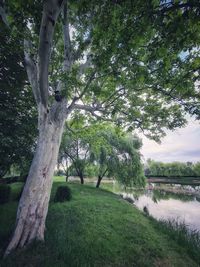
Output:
top-left (140, 118), bottom-right (200, 163)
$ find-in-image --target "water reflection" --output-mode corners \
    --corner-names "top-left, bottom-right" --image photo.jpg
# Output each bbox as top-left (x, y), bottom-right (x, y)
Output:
top-left (136, 195), bottom-right (200, 231)
top-left (117, 184), bottom-right (200, 232)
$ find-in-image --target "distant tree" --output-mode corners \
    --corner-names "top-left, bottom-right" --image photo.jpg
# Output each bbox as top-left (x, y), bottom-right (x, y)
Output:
top-left (59, 115), bottom-right (91, 184)
top-left (193, 162), bottom-right (200, 176)
top-left (108, 134), bottom-right (145, 188)
top-left (59, 120), bottom-right (145, 188)
top-left (93, 145), bottom-right (111, 188)
top-left (59, 135), bottom-right (88, 184)
top-left (145, 159), bottom-right (196, 177)
top-left (87, 126), bottom-right (117, 188)
top-left (90, 129), bottom-right (145, 188)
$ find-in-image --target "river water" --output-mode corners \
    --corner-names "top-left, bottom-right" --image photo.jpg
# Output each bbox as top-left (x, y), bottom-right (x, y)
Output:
top-left (109, 183), bottom-right (200, 232)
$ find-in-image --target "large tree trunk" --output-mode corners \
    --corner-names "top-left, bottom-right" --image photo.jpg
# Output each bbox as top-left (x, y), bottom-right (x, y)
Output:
top-left (5, 106), bottom-right (65, 256)
top-left (96, 175), bottom-right (102, 188)
top-left (4, 0), bottom-right (67, 257)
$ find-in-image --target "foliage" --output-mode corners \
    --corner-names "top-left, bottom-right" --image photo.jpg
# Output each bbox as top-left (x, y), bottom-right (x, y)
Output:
top-left (0, 22), bottom-right (37, 178)
top-left (0, 182), bottom-right (198, 266)
top-left (54, 186), bottom-right (72, 202)
top-left (66, 0), bottom-right (200, 140)
top-left (145, 159), bottom-right (200, 177)
top-left (84, 163), bottom-right (99, 178)
top-left (106, 133), bottom-right (146, 187)
top-left (193, 162), bottom-right (200, 176)
top-left (3, 1), bottom-right (200, 141)
top-left (0, 185), bottom-right (11, 204)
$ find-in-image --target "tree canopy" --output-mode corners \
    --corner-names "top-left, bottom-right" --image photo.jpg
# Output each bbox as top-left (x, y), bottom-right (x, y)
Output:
top-left (2, 0), bottom-right (200, 140)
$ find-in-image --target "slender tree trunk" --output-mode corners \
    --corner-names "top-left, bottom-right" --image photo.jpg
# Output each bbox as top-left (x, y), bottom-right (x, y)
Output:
top-left (79, 173), bottom-right (84, 184)
top-left (96, 169), bottom-right (107, 188)
top-left (65, 169), bottom-right (69, 182)
top-left (96, 175), bottom-right (102, 188)
top-left (5, 107), bottom-right (65, 256)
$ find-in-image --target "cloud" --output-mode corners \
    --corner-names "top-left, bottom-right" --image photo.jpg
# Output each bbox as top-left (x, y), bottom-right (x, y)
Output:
top-left (140, 119), bottom-right (200, 162)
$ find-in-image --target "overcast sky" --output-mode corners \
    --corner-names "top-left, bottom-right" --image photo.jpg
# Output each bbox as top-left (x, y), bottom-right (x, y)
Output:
top-left (140, 118), bottom-right (200, 163)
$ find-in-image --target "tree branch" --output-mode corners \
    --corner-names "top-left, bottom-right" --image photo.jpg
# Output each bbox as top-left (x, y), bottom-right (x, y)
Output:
top-left (73, 103), bottom-right (101, 113)
top-left (73, 103), bottom-right (115, 122)
top-left (78, 70), bottom-right (96, 98)
top-left (38, 0), bottom-right (64, 107)
top-left (101, 168), bottom-right (108, 178)
top-left (84, 147), bottom-right (90, 161)
top-left (0, 1), bottom-right (9, 27)
top-left (104, 89), bottom-right (126, 109)
top-left (66, 70), bottom-right (96, 115)
top-left (101, 87), bottom-right (125, 106)
top-left (62, 0), bottom-right (71, 72)
top-left (56, 0), bottom-right (72, 93)
top-left (78, 55), bottom-right (93, 77)
top-left (24, 39), bottom-right (40, 106)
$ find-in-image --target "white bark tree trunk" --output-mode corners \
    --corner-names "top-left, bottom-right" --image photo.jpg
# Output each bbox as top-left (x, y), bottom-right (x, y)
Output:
top-left (5, 103), bottom-right (66, 256)
top-left (4, 0), bottom-right (73, 256)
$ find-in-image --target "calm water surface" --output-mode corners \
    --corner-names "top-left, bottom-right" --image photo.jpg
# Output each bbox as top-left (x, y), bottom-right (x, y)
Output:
top-left (110, 183), bottom-right (200, 231)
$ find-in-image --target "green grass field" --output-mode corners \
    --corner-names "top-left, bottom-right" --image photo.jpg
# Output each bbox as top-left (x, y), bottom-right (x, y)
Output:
top-left (0, 179), bottom-right (199, 267)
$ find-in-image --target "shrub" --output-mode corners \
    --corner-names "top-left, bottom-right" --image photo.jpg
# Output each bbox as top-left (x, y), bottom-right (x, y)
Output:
top-left (0, 185), bottom-right (11, 204)
top-left (54, 186), bottom-right (72, 202)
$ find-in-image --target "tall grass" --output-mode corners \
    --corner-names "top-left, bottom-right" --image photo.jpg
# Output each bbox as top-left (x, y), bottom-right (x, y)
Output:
top-left (157, 218), bottom-right (200, 263)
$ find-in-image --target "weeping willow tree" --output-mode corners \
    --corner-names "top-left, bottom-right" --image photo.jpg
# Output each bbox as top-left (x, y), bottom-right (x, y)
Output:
top-left (59, 120), bottom-right (145, 188)
top-left (1, 0), bottom-right (199, 255)
top-left (89, 126), bottom-right (145, 188)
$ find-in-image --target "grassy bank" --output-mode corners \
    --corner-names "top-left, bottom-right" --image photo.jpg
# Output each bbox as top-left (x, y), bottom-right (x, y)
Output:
top-left (0, 181), bottom-right (199, 267)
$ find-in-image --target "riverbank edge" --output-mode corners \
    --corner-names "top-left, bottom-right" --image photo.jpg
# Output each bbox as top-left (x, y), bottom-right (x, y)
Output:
top-left (0, 181), bottom-right (199, 266)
